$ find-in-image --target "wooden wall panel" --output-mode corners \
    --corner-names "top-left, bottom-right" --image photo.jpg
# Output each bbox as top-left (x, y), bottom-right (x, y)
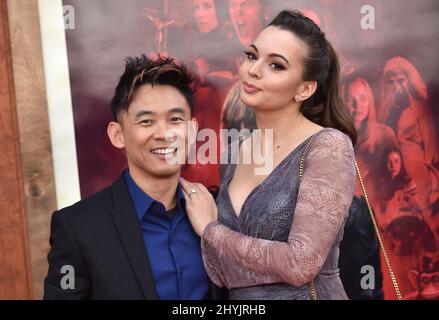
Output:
top-left (6, 0), bottom-right (57, 299)
top-left (0, 0), bottom-right (33, 300)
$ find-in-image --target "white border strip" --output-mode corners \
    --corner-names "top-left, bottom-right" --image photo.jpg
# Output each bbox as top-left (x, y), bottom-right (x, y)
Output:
top-left (38, 0), bottom-right (81, 208)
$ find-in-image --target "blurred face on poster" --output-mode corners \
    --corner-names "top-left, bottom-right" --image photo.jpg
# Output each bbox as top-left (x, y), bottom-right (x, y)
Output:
top-left (108, 84), bottom-right (195, 180)
top-left (238, 26), bottom-right (313, 112)
top-left (385, 69), bottom-right (410, 109)
top-left (228, 0), bottom-right (263, 46)
top-left (193, 0), bottom-right (219, 33)
top-left (387, 151), bottom-right (402, 178)
top-left (345, 78), bottom-right (370, 129)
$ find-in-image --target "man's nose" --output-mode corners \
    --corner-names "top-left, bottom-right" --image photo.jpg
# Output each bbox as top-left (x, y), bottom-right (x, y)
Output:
top-left (152, 121), bottom-right (171, 140)
top-left (396, 82), bottom-right (405, 92)
top-left (195, 9), bottom-right (203, 19)
top-left (233, 4), bottom-right (244, 16)
top-left (391, 81), bottom-right (402, 92)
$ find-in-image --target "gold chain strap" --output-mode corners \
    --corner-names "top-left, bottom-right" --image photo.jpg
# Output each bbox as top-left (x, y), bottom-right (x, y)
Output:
top-left (299, 136), bottom-right (403, 300)
top-left (354, 160), bottom-right (403, 300)
top-left (298, 136), bottom-right (318, 300)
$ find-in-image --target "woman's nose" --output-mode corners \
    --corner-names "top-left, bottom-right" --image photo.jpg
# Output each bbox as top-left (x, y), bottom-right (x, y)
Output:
top-left (248, 61), bottom-right (261, 79)
top-left (352, 98), bottom-right (357, 109)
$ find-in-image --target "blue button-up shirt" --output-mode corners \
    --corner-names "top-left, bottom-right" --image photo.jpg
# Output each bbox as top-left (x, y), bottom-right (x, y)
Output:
top-left (124, 171), bottom-right (210, 300)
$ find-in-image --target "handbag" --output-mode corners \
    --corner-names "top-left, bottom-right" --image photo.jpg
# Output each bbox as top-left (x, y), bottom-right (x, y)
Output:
top-left (299, 135), bottom-right (403, 300)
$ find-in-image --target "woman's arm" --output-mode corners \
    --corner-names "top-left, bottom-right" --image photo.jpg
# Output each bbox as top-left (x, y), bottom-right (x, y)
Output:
top-left (201, 130), bottom-right (356, 289)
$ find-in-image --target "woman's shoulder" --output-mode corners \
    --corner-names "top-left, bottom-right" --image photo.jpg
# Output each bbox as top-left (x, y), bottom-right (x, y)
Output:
top-left (301, 128), bottom-right (357, 185)
top-left (312, 127), bottom-right (354, 150)
top-left (303, 128), bottom-right (355, 165)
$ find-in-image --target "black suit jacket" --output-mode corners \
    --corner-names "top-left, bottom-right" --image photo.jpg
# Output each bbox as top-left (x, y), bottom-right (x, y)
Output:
top-left (44, 174), bottom-right (225, 300)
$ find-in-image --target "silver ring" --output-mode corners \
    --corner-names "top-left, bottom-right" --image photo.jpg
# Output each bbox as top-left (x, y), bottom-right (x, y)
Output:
top-left (189, 188), bottom-right (197, 198)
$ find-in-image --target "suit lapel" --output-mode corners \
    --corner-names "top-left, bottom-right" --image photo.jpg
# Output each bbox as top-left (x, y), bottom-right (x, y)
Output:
top-left (109, 175), bottom-right (159, 300)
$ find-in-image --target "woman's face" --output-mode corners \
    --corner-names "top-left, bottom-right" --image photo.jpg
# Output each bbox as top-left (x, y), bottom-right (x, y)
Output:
top-left (345, 79), bottom-right (370, 129)
top-left (387, 151), bottom-right (402, 178)
top-left (238, 26), bottom-right (307, 112)
top-left (228, 0), bottom-right (263, 46)
top-left (193, 0), bottom-right (219, 33)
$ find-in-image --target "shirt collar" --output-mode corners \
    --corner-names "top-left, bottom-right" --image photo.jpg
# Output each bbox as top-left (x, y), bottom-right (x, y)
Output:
top-left (124, 170), bottom-right (186, 221)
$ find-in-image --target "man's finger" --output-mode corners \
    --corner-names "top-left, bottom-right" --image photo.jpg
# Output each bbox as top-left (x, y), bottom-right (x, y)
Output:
top-left (195, 183), bottom-right (209, 194)
top-left (180, 178), bottom-right (192, 195)
top-left (181, 187), bottom-right (192, 203)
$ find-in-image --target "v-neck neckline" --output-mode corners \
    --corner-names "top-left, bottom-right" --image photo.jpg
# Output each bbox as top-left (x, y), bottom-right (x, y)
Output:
top-left (225, 128), bottom-right (327, 220)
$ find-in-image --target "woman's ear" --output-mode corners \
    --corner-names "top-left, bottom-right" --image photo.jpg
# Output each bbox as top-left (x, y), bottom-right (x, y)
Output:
top-left (295, 80), bottom-right (318, 102)
top-left (107, 121), bottom-right (125, 149)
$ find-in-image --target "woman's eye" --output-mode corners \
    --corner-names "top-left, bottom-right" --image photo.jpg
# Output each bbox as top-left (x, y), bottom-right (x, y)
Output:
top-left (270, 63), bottom-right (284, 71)
top-left (244, 51), bottom-right (257, 60)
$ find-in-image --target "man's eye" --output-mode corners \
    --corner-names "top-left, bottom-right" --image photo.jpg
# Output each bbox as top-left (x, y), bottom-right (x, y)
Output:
top-left (270, 63), bottom-right (284, 71)
top-left (139, 119), bottom-right (153, 125)
top-left (170, 117), bottom-right (184, 122)
top-left (244, 51), bottom-right (257, 60)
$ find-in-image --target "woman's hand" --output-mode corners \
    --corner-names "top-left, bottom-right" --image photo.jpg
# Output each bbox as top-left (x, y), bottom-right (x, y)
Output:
top-left (180, 177), bottom-right (218, 237)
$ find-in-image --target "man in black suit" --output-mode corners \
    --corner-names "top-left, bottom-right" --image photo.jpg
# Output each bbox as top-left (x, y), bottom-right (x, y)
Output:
top-left (44, 55), bottom-right (221, 299)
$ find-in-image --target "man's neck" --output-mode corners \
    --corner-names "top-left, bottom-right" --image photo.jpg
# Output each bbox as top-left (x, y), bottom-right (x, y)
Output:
top-left (128, 167), bottom-right (180, 210)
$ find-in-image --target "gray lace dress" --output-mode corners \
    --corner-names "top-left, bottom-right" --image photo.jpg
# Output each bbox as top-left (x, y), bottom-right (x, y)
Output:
top-left (201, 128), bottom-right (356, 300)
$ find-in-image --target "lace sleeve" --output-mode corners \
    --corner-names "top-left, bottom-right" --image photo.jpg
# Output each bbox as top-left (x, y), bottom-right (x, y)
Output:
top-left (201, 130), bottom-right (356, 288)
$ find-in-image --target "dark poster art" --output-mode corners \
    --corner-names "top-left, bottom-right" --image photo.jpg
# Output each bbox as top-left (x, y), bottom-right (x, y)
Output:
top-left (64, 0), bottom-right (439, 299)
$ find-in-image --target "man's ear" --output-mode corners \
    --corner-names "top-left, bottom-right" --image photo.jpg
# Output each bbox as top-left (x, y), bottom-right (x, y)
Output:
top-left (294, 80), bottom-right (318, 103)
top-left (107, 121), bottom-right (125, 149)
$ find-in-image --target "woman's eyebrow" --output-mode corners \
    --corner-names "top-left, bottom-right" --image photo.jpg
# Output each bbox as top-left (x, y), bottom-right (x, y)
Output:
top-left (250, 44), bottom-right (290, 65)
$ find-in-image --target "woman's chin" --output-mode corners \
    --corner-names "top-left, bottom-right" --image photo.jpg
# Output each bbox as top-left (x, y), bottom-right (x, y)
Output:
top-left (239, 92), bottom-right (260, 109)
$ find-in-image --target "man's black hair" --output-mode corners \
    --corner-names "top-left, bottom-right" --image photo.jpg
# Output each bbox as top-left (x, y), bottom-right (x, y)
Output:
top-left (110, 55), bottom-right (195, 121)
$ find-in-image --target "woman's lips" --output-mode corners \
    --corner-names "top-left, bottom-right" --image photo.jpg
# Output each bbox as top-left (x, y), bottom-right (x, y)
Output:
top-left (243, 81), bottom-right (261, 94)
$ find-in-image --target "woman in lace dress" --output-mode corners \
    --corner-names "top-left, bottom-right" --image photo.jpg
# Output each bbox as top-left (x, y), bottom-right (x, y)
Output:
top-left (180, 10), bottom-right (357, 300)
